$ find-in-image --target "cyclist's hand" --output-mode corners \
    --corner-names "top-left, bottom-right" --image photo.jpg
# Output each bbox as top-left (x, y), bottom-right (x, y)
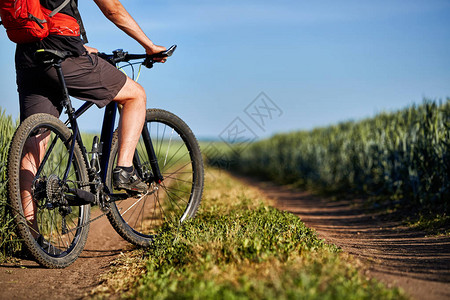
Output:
top-left (84, 45), bottom-right (99, 54)
top-left (146, 44), bottom-right (167, 63)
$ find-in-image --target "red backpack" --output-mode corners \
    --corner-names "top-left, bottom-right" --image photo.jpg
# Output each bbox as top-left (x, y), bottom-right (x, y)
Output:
top-left (0, 0), bottom-right (87, 44)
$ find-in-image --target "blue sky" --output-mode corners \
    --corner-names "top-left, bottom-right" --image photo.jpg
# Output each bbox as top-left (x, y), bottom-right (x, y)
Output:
top-left (0, 0), bottom-right (449, 140)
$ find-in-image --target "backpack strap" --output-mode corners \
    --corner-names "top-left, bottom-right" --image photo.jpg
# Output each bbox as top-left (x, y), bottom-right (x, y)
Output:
top-left (69, 0), bottom-right (88, 43)
top-left (49, 0), bottom-right (72, 17)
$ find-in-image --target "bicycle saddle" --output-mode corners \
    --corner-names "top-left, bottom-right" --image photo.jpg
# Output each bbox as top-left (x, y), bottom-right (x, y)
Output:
top-left (35, 49), bottom-right (74, 64)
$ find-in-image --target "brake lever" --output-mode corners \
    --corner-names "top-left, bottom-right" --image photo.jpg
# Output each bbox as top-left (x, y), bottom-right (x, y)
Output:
top-left (143, 57), bottom-right (155, 69)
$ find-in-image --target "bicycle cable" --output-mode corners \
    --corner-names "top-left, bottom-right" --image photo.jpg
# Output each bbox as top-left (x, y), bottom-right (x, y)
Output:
top-left (118, 61), bottom-right (143, 81)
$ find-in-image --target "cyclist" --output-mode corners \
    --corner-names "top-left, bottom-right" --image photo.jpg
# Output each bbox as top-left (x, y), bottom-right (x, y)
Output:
top-left (16, 0), bottom-right (165, 237)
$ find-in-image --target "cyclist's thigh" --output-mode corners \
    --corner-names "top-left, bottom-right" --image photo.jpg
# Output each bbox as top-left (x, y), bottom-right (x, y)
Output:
top-left (17, 67), bottom-right (63, 123)
top-left (46, 53), bottom-right (127, 108)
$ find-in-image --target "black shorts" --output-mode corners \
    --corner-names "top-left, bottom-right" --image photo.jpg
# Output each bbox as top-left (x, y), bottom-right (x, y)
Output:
top-left (16, 53), bottom-right (127, 122)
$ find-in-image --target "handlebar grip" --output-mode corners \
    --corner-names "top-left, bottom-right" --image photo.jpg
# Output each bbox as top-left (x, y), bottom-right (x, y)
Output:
top-left (148, 45), bottom-right (177, 59)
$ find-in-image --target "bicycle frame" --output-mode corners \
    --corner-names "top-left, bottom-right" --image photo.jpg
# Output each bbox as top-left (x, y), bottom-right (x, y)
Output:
top-left (65, 100), bottom-right (117, 183)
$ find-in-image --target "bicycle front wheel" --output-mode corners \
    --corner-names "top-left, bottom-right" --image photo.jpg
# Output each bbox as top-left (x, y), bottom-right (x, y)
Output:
top-left (106, 109), bottom-right (204, 246)
top-left (7, 113), bottom-right (90, 268)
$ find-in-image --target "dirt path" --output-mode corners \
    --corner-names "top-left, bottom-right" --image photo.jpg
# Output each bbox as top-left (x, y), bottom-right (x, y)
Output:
top-left (242, 177), bottom-right (450, 300)
top-left (0, 209), bottom-right (129, 299)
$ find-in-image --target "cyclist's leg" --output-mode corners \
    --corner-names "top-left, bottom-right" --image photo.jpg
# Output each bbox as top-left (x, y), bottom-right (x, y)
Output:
top-left (20, 131), bottom-right (50, 238)
top-left (111, 77), bottom-right (147, 167)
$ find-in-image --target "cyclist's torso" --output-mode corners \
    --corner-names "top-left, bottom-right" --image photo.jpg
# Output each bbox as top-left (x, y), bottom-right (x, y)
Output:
top-left (15, 0), bottom-right (85, 69)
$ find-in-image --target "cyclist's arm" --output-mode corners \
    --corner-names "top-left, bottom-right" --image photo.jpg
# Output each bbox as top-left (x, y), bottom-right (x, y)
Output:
top-left (93, 0), bottom-right (166, 56)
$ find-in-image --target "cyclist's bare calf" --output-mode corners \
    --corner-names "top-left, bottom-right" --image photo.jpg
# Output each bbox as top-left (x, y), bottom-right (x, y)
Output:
top-left (112, 76), bottom-right (147, 168)
top-left (20, 131), bottom-right (50, 239)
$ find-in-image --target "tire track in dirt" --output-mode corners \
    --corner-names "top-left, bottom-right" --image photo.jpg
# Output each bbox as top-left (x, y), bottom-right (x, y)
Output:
top-left (0, 209), bottom-right (129, 299)
top-left (240, 176), bottom-right (450, 300)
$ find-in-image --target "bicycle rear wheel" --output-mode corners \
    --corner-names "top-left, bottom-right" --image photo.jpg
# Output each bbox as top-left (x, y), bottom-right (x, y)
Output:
top-left (7, 113), bottom-right (90, 268)
top-left (106, 109), bottom-right (204, 246)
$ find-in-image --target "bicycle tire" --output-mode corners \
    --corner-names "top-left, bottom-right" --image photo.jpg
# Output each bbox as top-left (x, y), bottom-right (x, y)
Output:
top-left (106, 109), bottom-right (204, 246)
top-left (7, 113), bottom-right (91, 268)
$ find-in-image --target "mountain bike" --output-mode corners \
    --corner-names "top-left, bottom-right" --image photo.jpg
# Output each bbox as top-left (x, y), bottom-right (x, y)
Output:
top-left (7, 45), bottom-right (204, 268)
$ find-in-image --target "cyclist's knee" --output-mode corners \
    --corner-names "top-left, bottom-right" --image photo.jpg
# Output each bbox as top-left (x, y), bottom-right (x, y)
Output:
top-left (132, 81), bottom-right (146, 104)
top-left (114, 77), bottom-right (146, 105)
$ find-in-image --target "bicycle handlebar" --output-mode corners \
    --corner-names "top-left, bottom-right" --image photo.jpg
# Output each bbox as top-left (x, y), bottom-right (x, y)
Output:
top-left (98, 45), bottom-right (177, 68)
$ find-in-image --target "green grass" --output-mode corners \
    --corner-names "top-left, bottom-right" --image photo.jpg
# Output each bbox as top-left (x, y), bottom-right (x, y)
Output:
top-left (90, 169), bottom-right (406, 299)
top-left (405, 213), bottom-right (450, 236)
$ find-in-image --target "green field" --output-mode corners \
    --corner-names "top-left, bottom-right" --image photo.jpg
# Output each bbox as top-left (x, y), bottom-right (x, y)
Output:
top-left (206, 99), bottom-right (450, 233)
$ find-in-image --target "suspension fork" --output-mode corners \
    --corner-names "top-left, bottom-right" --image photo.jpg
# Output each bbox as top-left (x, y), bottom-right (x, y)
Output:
top-left (99, 102), bottom-right (118, 184)
top-left (141, 124), bottom-right (164, 183)
top-left (113, 106), bottom-right (164, 184)
top-left (131, 126), bottom-right (164, 184)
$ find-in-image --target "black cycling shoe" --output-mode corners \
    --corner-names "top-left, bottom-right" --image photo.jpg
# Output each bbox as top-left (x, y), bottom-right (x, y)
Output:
top-left (36, 235), bottom-right (62, 256)
top-left (113, 167), bottom-right (148, 194)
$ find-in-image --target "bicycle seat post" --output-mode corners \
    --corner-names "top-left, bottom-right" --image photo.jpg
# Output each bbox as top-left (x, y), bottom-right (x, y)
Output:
top-left (53, 62), bottom-right (75, 116)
